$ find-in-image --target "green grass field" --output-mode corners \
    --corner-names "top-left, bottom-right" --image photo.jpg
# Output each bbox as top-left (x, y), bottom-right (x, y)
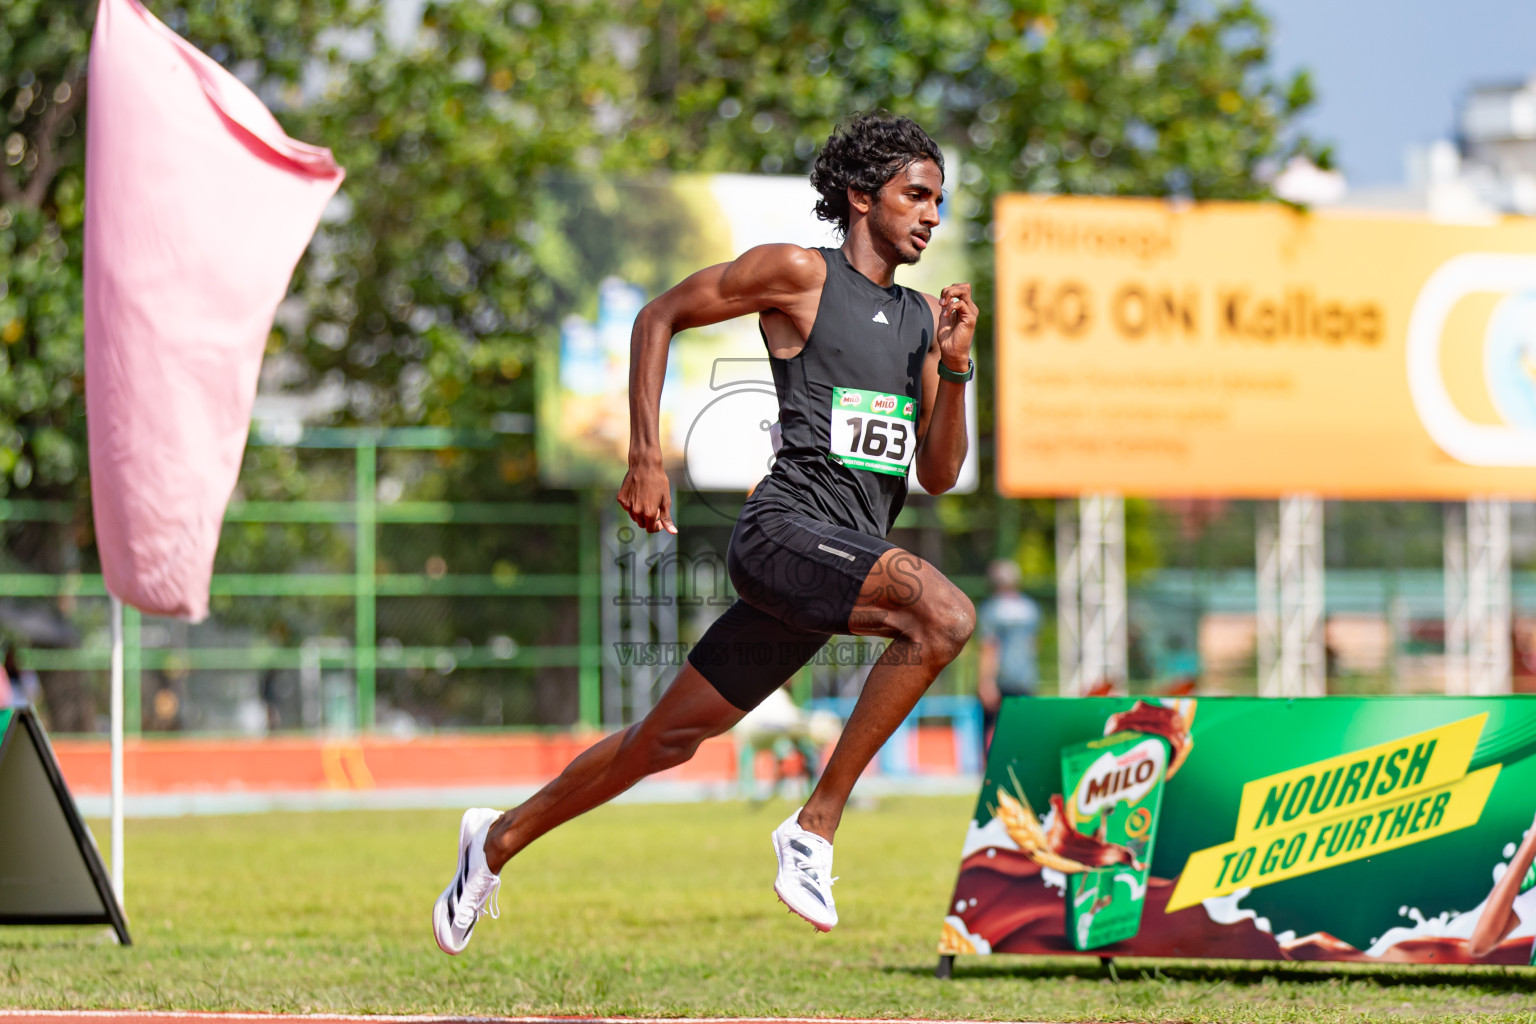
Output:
top-left (1, 797), bottom-right (1532, 1021)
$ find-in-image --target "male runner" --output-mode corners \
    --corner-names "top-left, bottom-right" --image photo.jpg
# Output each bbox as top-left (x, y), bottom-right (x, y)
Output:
top-left (433, 111), bottom-right (978, 952)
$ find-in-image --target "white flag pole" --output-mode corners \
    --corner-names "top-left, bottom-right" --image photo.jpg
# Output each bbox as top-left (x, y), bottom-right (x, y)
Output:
top-left (109, 594), bottom-right (125, 915)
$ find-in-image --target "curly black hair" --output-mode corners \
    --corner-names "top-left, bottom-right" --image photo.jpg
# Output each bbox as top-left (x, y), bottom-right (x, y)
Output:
top-left (810, 111), bottom-right (944, 236)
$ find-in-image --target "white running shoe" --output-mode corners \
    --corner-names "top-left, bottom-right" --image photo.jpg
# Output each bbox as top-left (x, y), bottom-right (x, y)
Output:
top-left (432, 807), bottom-right (502, 955)
top-left (772, 807), bottom-right (838, 932)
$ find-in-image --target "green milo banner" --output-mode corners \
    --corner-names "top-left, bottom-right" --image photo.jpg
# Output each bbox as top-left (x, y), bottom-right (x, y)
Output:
top-left (940, 697), bottom-right (1536, 965)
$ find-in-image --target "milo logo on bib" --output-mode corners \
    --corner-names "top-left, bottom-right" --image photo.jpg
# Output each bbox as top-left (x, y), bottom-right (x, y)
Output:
top-left (828, 386), bottom-right (918, 476)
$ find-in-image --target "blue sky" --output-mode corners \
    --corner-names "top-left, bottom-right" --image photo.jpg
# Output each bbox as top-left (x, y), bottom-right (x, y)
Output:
top-left (1265, 0), bottom-right (1536, 185)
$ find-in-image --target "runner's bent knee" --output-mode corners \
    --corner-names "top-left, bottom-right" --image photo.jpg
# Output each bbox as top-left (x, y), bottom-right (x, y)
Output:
top-left (911, 584), bottom-right (975, 664)
top-left (853, 550), bottom-right (973, 655)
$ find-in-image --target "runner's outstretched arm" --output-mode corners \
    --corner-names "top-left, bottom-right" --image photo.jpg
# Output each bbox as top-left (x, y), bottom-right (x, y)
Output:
top-left (913, 283), bottom-right (978, 494)
top-left (618, 244), bottom-right (823, 534)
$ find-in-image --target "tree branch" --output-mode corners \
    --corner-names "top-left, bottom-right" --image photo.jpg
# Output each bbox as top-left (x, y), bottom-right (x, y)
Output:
top-left (19, 73), bottom-right (88, 210)
top-left (0, 156), bottom-right (20, 207)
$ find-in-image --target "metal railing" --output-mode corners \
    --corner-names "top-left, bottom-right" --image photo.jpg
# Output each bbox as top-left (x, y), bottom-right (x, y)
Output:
top-left (1, 428), bottom-right (602, 732)
top-left (1, 427), bottom-right (988, 736)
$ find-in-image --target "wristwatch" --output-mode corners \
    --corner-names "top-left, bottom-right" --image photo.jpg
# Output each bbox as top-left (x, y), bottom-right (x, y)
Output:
top-left (938, 357), bottom-right (974, 383)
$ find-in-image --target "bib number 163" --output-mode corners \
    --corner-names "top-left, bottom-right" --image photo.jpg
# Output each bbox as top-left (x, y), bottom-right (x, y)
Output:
top-left (828, 387), bottom-right (918, 476)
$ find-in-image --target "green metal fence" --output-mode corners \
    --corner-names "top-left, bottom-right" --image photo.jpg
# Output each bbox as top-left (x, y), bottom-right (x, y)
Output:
top-left (0, 427), bottom-right (986, 735)
top-left (0, 428), bottom-right (604, 733)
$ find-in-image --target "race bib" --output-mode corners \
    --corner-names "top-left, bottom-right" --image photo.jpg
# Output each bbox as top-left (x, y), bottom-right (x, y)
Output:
top-left (828, 387), bottom-right (918, 476)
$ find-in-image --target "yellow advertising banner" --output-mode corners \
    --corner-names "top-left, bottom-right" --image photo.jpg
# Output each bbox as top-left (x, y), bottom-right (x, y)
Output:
top-left (995, 196), bottom-right (1536, 497)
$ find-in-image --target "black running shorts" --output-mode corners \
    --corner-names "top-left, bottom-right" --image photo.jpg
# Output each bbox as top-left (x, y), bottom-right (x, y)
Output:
top-left (686, 501), bottom-right (896, 711)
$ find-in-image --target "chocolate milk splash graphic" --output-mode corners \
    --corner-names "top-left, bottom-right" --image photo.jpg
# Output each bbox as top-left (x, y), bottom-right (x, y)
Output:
top-left (986, 785), bottom-right (1138, 874)
top-left (944, 847), bottom-right (1536, 963)
top-left (1105, 700), bottom-right (1196, 778)
top-left (1046, 793), bottom-right (1140, 868)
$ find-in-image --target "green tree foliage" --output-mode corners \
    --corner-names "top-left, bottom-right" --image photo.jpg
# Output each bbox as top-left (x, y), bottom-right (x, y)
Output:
top-left (0, 0), bottom-right (91, 571)
top-left (277, 0), bottom-right (640, 434)
top-left (2, 0), bottom-right (1316, 539)
top-left (620, 0), bottom-right (1315, 194)
top-left (0, 0), bottom-right (359, 562)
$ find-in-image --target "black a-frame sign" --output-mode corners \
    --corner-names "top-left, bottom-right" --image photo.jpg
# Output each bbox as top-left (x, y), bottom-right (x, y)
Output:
top-left (0, 707), bottom-right (131, 944)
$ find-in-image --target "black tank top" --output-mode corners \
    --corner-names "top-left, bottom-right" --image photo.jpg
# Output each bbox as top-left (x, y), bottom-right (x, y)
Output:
top-left (749, 247), bottom-right (935, 537)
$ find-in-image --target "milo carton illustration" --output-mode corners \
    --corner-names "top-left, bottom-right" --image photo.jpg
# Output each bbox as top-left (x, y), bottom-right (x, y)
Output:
top-left (1060, 729), bottom-right (1172, 950)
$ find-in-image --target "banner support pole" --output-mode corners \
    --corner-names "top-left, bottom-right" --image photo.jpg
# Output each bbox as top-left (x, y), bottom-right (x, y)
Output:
top-left (1056, 499), bottom-right (1080, 696)
top-left (1257, 496), bottom-right (1325, 697)
top-left (108, 594), bottom-right (125, 920)
top-left (1446, 497), bottom-right (1512, 694)
top-left (1057, 495), bottom-right (1127, 695)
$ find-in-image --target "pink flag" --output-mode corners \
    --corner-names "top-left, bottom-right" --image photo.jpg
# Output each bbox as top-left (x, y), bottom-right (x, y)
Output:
top-left (84, 0), bottom-right (344, 620)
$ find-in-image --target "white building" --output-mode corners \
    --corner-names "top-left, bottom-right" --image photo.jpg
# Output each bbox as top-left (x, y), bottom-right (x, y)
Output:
top-left (1295, 75), bottom-right (1536, 220)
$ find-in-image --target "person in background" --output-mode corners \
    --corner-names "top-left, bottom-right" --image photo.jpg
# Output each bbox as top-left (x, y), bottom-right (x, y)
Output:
top-left (975, 558), bottom-right (1040, 751)
top-left (4, 647), bottom-right (40, 708)
top-left (732, 682), bottom-right (842, 803)
top-left (0, 646), bottom-right (12, 707)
